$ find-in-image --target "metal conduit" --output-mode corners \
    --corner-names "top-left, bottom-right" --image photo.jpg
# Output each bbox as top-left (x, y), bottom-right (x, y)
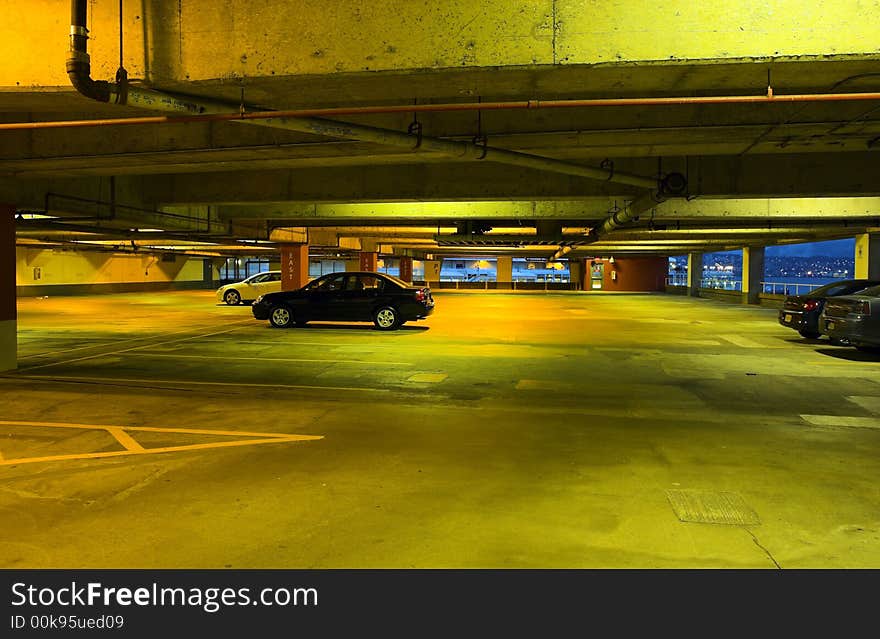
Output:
top-left (5, 92), bottom-right (880, 132)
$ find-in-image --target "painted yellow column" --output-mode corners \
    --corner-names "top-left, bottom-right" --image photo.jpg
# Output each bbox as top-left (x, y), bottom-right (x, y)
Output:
top-left (854, 233), bottom-right (880, 279)
top-left (424, 260), bottom-right (442, 285)
top-left (0, 204), bottom-right (16, 372)
top-left (742, 246), bottom-right (764, 305)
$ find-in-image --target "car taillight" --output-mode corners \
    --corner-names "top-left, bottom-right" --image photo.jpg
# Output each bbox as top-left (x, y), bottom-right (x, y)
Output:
top-left (414, 289), bottom-right (426, 302)
top-left (803, 300), bottom-right (819, 311)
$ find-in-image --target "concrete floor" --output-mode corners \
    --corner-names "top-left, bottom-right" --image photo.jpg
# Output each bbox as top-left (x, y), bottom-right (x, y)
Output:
top-left (1, 290), bottom-right (879, 568)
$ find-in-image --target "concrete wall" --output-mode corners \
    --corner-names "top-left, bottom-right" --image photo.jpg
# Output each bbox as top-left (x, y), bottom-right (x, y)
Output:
top-left (2, 0), bottom-right (877, 89)
top-left (601, 256), bottom-right (667, 292)
top-left (15, 247), bottom-right (212, 296)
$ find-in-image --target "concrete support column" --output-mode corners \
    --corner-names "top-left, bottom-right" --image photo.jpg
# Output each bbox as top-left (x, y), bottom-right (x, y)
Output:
top-left (742, 246), bottom-right (764, 305)
top-left (855, 233), bottom-right (880, 279)
top-left (568, 259), bottom-right (584, 291)
top-left (687, 252), bottom-right (703, 297)
top-left (399, 256), bottom-right (414, 283)
top-left (1, 204), bottom-right (16, 372)
top-left (202, 259), bottom-right (215, 288)
top-left (496, 256), bottom-right (512, 289)
top-left (281, 243), bottom-right (309, 291)
top-left (359, 252), bottom-right (378, 272)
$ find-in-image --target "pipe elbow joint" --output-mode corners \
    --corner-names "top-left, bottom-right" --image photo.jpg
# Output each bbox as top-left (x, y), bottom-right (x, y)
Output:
top-left (66, 57), bottom-right (111, 102)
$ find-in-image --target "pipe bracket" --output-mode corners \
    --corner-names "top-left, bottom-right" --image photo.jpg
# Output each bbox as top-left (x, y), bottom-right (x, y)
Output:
top-left (472, 135), bottom-right (488, 160)
top-left (600, 158), bottom-right (615, 181)
top-left (407, 121), bottom-right (423, 150)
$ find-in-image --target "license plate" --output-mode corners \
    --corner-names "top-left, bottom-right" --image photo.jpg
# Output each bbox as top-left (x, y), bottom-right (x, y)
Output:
top-left (827, 321), bottom-right (835, 330)
top-left (784, 314), bottom-right (792, 323)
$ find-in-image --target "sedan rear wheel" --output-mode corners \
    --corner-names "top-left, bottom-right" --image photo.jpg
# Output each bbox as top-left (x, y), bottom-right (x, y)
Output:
top-left (373, 306), bottom-right (400, 330)
top-left (224, 289), bottom-right (241, 305)
top-left (269, 305), bottom-right (294, 328)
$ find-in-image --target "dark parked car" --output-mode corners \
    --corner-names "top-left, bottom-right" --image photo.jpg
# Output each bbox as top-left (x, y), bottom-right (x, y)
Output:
top-left (252, 271), bottom-right (435, 330)
top-left (778, 279), bottom-right (880, 338)
top-left (819, 284), bottom-right (880, 351)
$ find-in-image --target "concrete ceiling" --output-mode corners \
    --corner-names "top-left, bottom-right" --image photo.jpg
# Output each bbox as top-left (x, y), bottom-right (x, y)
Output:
top-left (2, 10), bottom-right (880, 259)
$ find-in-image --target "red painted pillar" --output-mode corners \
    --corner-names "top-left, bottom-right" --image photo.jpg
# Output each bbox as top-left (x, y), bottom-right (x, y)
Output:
top-left (359, 252), bottom-right (378, 272)
top-left (0, 205), bottom-right (16, 372)
top-left (280, 244), bottom-right (309, 291)
top-left (398, 256), bottom-right (413, 283)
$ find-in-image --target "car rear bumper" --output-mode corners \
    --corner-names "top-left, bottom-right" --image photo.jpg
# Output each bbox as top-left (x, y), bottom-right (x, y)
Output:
top-left (405, 304), bottom-right (434, 320)
top-left (778, 309), bottom-right (811, 330)
top-left (820, 316), bottom-right (880, 345)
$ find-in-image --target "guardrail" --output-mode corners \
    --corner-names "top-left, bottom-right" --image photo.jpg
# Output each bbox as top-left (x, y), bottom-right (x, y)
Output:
top-left (434, 280), bottom-right (575, 291)
top-left (759, 281), bottom-right (824, 295)
top-left (665, 276), bottom-right (825, 296)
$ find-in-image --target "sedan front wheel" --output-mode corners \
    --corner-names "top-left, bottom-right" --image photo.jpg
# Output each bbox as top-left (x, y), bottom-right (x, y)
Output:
top-left (269, 305), bottom-right (294, 328)
top-left (373, 306), bottom-right (400, 330)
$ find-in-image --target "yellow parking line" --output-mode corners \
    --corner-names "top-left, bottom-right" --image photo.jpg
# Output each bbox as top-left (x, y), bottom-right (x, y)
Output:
top-left (0, 436), bottom-right (321, 467)
top-left (106, 427), bottom-right (145, 451)
top-left (128, 352), bottom-right (414, 366)
top-left (7, 375), bottom-right (390, 393)
top-left (18, 321), bottom-right (254, 372)
top-left (0, 419), bottom-right (316, 439)
top-left (16, 325), bottom-right (217, 360)
top-left (0, 420), bottom-right (323, 467)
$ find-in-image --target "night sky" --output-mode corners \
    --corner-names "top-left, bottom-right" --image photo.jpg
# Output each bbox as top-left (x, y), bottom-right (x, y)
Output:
top-left (707, 238), bottom-right (855, 259)
top-left (768, 238), bottom-right (854, 258)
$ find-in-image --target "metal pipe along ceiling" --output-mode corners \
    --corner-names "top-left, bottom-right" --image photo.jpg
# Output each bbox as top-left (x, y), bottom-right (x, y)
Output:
top-left (62, 0), bottom-right (659, 197)
top-left (61, 0), bottom-right (693, 246)
top-left (4, 91), bottom-right (880, 132)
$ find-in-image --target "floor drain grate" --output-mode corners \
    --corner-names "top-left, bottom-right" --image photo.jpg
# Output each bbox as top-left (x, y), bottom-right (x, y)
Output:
top-left (666, 489), bottom-right (760, 526)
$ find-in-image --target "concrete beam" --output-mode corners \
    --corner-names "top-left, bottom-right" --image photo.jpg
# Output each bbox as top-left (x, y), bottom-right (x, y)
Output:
top-left (146, 153), bottom-right (880, 208)
top-left (0, 177), bottom-right (224, 233)
top-left (658, 196), bottom-right (880, 220)
top-left (148, 165), bottom-right (635, 207)
top-left (6, 1), bottom-right (878, 88)
top-left (218, 199), bottom-right (623, 221)
top-left (6, 119), bottom-right (880, 181)
top-left (268, 227), bottom-right (308, 243)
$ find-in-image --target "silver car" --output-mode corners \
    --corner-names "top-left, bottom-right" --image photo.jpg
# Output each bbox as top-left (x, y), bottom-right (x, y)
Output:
top-left (820, 284), bottom-right (880, 351)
